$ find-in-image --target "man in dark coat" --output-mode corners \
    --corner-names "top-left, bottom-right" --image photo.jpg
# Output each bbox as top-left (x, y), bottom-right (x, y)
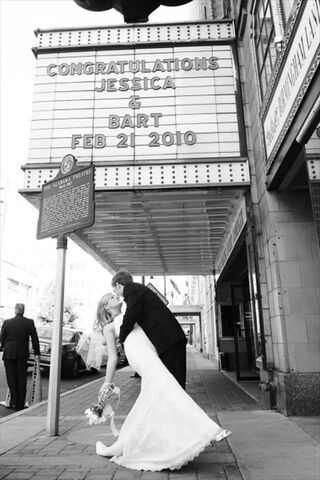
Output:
top-left (112, 271), bottom-right (187, 389)
top-left (0, 303), bottom-right (40, 410)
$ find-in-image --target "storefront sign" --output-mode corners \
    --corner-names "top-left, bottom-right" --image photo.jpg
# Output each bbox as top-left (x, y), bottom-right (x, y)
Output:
top-left (29, 44), bottom-right (241, 163)
top-left (263, 0), bottom-right (320, 161)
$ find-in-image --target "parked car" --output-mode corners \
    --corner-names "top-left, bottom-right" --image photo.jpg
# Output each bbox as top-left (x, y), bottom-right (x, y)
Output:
top-left (76, 331), bottom-right (127, 371)
top-left (116, 338), bottom-right (128, 366)
top-left (28, 325), bottom-right (127, 378)
top-left (28, 326), bottom-right (88, 379)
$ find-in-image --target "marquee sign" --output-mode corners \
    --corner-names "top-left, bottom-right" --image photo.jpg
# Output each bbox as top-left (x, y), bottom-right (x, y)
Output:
top-left (29, 44), bottom-right (241, 164)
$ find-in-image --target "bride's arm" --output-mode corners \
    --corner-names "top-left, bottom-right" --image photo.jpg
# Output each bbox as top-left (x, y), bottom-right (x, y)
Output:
top-left (103, 323), bottom-right (118, 384)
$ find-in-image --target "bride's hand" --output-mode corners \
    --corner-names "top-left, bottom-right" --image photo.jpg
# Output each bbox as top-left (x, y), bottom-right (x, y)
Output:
top-left (100, 381), bottom-right (115, 395)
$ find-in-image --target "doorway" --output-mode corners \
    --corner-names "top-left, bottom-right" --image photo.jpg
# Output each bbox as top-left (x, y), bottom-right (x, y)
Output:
top-left (180, 316), bottom-right (201, 350)
top-left (231, 283), bottom-right (259, 381)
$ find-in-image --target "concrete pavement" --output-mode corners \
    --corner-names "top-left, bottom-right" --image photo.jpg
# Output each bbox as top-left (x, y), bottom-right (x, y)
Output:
top-left (0, 347), bottom-right (319, 480)
top-left (220, 410), bottom-right (319, 480)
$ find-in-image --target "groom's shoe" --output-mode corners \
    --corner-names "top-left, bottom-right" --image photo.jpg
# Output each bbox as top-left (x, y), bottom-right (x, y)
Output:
top-left (215, 430), bottom-right (232, 442)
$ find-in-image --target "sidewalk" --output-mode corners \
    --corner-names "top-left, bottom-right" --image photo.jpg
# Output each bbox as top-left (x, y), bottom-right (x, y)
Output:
top-left (0, 347), bottom-right (319, 480)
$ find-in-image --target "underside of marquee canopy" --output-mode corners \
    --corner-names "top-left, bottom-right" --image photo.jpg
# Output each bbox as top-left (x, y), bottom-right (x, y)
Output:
top-left (21, 185), bottom-right (247, 276)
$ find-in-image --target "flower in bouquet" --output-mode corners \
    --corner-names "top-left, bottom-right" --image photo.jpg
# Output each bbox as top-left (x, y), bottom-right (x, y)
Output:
top-left (85, 382), bottom-right (120, 436)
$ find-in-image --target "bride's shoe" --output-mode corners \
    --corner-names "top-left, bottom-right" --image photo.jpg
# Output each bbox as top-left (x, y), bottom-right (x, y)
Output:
top-left (96, 441), bottom-right (113, 457)
top-left (96, 440), bottom-right (123, 457)
top-left (215, 429), bottom-right (232, 442)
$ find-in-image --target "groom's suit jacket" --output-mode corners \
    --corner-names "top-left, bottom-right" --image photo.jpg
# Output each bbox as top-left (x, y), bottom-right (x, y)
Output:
top-left (119, 282), bottom-right (186, 355)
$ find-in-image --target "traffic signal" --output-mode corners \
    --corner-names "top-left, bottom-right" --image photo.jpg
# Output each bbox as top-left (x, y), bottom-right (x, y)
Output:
top-left (73, 0), bottom-right (193, 23)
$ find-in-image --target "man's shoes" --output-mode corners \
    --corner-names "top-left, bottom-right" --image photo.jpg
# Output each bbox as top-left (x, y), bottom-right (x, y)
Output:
top-left (5, 405), bottom-right (16, 410)
top-left (215, 430), bottom-right (232, 442)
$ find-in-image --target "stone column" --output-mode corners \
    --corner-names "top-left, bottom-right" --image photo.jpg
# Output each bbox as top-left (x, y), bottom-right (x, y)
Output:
top-left (263, 190), bottom-right (320, 415)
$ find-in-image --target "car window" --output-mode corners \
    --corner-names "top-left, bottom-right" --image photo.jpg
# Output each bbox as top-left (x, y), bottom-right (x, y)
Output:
top-left (37, 327), bottom-right (52, 339)
top-left (62, 329), bottom-right (76, 342)
top-left (63, 329), bottom-right (83, 342)
top-left (36, 326), bottom-right (80, 343)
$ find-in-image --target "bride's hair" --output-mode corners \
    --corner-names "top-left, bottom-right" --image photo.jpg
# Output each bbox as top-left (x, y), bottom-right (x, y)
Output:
top-left (93, 293), bottom-right (114, 333)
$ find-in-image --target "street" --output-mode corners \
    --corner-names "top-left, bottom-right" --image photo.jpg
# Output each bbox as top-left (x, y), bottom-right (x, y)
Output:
top-left (0, 352), bottom-right (107, 418)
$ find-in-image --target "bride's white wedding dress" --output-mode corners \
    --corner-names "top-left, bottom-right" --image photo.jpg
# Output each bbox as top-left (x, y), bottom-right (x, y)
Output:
top-left (96, 314), bottom-right (231, 471)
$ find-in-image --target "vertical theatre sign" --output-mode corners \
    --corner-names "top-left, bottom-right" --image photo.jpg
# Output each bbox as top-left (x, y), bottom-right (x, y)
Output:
top-left (37, 155), bottom-right (95, 239)
top-left (263, 0), bottom-right (320, 166)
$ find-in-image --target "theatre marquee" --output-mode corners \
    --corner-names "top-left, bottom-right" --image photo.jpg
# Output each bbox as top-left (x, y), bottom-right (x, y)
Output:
top-left (20, 22), bottom-right (250, 276)
top-left (28, 21), bottom-right (244, 167)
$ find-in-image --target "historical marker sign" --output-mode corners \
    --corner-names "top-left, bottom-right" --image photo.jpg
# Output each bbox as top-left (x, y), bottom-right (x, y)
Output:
top-left (37, 156), bottom-right (95, 239)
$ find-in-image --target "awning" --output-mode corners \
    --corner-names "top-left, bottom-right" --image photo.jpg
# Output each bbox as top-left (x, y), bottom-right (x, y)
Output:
top-left (21, 183), bottom-right (248, 276)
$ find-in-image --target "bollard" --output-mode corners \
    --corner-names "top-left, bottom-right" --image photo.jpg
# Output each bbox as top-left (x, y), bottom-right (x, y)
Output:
top-left (0, 388), bottom-right (11, 407)
top-left (28, 357), bottom-right (43, 405)
top-left (5, 388), bottom-right (11, 406)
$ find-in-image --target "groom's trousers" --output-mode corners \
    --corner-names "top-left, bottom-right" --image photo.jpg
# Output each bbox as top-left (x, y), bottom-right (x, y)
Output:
top-left (160, 339), bottom-right (186, 390)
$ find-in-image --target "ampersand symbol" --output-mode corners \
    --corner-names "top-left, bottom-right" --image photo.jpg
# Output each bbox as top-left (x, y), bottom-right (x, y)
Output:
top-left (129, 95), bottom-right (141, 109)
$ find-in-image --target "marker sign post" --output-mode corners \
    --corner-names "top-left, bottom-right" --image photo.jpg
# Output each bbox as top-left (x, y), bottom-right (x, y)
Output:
top-left (37, 155), bottom-right (95, 436)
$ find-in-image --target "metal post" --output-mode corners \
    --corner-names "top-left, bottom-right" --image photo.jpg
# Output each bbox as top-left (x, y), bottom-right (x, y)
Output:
top-left (47, 235), bottom-right (67, 436)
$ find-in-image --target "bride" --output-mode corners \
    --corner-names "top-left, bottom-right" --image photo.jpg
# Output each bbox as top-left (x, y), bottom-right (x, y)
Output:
top-left (94, 292), bottom-right (231, 471)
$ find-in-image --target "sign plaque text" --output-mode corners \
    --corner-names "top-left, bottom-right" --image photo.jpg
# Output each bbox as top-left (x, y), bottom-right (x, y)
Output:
top-left (37, 159), bottom-right (95, 239)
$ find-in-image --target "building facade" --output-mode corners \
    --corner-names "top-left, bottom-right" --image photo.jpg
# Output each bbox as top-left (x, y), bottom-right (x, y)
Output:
top-left (200, 0), bottom-right (320, 415)
top-left (19, 0), bottom-right (319, 415)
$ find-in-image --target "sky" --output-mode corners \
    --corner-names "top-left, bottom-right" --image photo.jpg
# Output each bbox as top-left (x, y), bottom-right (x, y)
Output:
top-left (0, 0), bottom-right (194, 320)
top-left (0, 0), bottom-right (194, 263)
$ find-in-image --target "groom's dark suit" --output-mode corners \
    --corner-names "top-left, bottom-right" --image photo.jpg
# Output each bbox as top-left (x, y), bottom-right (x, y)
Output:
top-left (119, 282), bottom-right (187, 388)
top-left (0, 314), bottom-right (40, 410)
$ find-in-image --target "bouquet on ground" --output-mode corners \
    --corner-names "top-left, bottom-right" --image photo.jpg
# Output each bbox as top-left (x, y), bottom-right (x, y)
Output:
top-left (85, 381), bottom-right (120, 435)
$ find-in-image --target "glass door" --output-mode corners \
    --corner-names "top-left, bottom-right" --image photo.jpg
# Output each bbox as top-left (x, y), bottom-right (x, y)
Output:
top-left (231, 283), bottom-right (260, 381)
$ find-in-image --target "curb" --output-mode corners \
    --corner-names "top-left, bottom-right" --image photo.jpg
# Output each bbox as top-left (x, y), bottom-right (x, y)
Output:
top-left (0, 373), bottom-right (107, 424)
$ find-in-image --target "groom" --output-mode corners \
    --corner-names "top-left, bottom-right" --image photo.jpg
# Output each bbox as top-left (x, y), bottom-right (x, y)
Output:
top-left (112, 270), bottom-right (187, 389)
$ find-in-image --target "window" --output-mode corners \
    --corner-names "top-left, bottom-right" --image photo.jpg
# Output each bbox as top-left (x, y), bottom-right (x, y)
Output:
top-left (220, 305), bottom-right (234, 337)
top-left (254, 0), bottom-right (277, 97)
top-left (281, 0), bottom-right (295, 27)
